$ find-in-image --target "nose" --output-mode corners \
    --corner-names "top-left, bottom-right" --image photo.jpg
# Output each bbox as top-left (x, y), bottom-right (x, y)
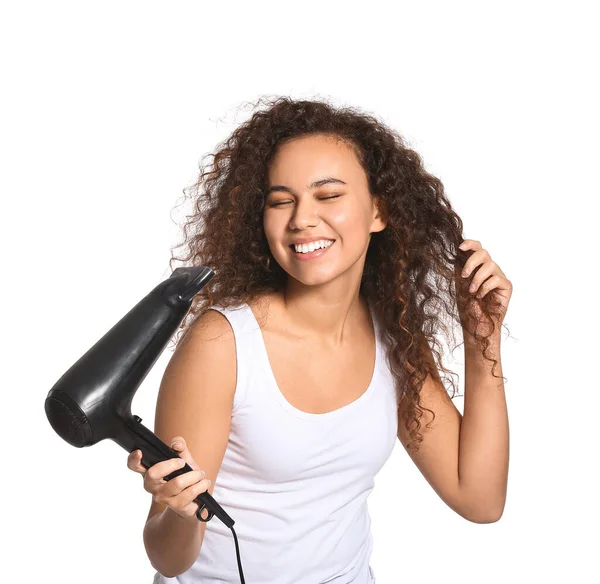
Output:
top-left (288, 197), bottom-right (321, 230)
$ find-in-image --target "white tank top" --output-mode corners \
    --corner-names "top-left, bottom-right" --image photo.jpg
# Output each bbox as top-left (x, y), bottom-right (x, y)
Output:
top-left (155, 300), bottom-right (398, 584)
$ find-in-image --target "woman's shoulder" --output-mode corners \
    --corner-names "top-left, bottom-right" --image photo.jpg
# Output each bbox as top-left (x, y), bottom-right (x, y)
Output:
top-left (189, 293), bottom-right (276, 338)
top-left (187, 305), bottom-right (237, 343)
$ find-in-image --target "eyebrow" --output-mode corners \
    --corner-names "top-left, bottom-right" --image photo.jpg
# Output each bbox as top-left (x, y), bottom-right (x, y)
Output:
top-left (266, 177), bottom-right (347, 196)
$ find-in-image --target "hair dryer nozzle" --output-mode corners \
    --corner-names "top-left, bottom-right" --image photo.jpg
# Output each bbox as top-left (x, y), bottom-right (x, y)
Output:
top-left (45, 390), bottom-right (92, 447)
top-left (171, 267), bottom-right (215, 303)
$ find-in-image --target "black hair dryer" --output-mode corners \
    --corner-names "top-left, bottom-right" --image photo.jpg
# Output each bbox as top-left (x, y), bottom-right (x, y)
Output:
top-left (44, 267), bottom-right (246, 582)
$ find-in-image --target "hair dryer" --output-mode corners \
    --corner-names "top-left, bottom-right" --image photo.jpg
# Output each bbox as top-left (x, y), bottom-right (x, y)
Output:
top-left (44, 266), bottom-right (246, 583)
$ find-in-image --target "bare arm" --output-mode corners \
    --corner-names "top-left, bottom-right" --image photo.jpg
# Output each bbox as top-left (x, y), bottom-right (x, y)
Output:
top-left (142, 309), bottom-right (237, 577)
top-left (397, 334), bottom-right (509, 523)
top-left (144, 506), bottom-right (205, 578)
top-left (457, 333), bottom-right (509, 522)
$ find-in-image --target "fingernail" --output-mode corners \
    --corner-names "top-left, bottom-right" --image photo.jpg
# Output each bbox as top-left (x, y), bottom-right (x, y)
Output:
top-left (462, 271), bottom-right (469, 278)
top-left (171, 441), bottom-right (182, 449)
top-left (177, 458), bottom-right (185, 466)
top-left (469, 283), bottom-right (476, 292)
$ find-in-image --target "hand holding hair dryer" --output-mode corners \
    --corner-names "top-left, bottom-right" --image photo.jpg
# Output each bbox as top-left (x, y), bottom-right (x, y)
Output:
top-left (44, 267), bottom-right (246, 583)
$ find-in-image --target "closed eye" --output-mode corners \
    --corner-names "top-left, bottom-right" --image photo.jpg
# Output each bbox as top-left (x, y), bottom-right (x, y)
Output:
top-left (269, 194), bottom-right (341, 207)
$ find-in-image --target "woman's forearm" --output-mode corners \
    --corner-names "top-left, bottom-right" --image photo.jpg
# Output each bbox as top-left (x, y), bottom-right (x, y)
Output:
top-left (458, 333), bottom-right (510, 522)
top-left (143, 506), bottom-right (204, 578)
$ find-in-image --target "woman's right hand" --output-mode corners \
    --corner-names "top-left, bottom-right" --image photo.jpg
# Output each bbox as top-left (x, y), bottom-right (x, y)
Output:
top-left (127, 436), bottom-right (212, 521)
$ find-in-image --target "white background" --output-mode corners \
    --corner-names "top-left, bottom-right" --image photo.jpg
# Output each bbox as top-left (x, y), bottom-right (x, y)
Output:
top-left (1, 1), bottom-right (598, 582)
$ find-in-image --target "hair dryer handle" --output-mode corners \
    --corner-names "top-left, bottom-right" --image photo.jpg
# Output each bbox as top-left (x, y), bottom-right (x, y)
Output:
top-left (126, 416), bottom-right (235, 528)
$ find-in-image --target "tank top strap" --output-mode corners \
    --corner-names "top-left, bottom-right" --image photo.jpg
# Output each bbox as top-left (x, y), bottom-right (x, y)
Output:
top-left (206, 303), bottom-right (262, 414)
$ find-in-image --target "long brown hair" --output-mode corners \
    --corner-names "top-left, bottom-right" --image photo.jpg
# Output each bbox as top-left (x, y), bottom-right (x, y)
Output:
top-left (168, 96), bottom-right (508, 453)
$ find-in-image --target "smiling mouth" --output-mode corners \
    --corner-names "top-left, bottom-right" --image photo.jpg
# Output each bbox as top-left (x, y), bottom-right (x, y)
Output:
top-left (288, 240), bottom-right (336, 250)
top-left (288, 240), bottom-right (336, 257)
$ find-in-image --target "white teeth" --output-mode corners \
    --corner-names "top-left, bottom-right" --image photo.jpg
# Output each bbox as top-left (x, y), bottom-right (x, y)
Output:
top-left (293, 239), bottom-right (334, 253)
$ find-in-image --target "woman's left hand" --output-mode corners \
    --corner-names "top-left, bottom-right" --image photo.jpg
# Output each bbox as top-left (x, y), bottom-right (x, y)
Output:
top-left (457, 239), bottom-right (512, 333)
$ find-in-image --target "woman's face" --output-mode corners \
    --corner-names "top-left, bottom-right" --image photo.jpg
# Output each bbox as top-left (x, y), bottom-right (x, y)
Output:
top-left (263, 133), bottom-right (386, 287)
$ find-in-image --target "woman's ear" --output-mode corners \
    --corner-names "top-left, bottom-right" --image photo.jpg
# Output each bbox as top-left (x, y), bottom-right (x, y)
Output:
top-left (371, 195), bottom-right (388, 232)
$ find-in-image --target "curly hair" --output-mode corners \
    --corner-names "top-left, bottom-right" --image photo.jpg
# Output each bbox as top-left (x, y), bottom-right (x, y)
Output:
top-left (167, 95), bottom-right (508, 453)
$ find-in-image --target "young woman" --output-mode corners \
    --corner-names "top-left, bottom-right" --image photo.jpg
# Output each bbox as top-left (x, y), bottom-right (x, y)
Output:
top-left (127, 96), bottom-right (512, 583)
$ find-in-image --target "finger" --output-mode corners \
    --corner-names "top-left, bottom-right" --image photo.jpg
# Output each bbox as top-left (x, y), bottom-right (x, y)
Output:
top-left (477, 275), bottom-right (512, 299)
top-left (170, 436), bottom-right (184, 451)
top-left (170, 437), bottom-right (199, 471)
top-left (458, 239), bottom-right (482, 251)
top-left (185, 479), bottom-right (213, 517)
top-left (475, 275), bottom-right (499, 298)
top-left (146, 456), bottom-right (187, 482)
top-left (153, 474), bottom-right (210, 508)
top-left (467, 262), bottom-right (496, 294)
top-left (174, 478), bottom-right (213, 518)
top-left (461, 249), bottom-right (490, 278)
top-left (162, 469), bottom-right (207, 499)
top-left (127, 449), bottom-right (147, 474)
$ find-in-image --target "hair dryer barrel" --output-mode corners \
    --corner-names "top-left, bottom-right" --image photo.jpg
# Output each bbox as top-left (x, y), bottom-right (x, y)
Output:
top-left (45, 267), bottom-right (214, 448)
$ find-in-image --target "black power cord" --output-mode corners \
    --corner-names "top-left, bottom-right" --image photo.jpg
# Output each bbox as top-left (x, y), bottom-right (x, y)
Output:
top-left (196, 507), bottom-right (246, 583)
